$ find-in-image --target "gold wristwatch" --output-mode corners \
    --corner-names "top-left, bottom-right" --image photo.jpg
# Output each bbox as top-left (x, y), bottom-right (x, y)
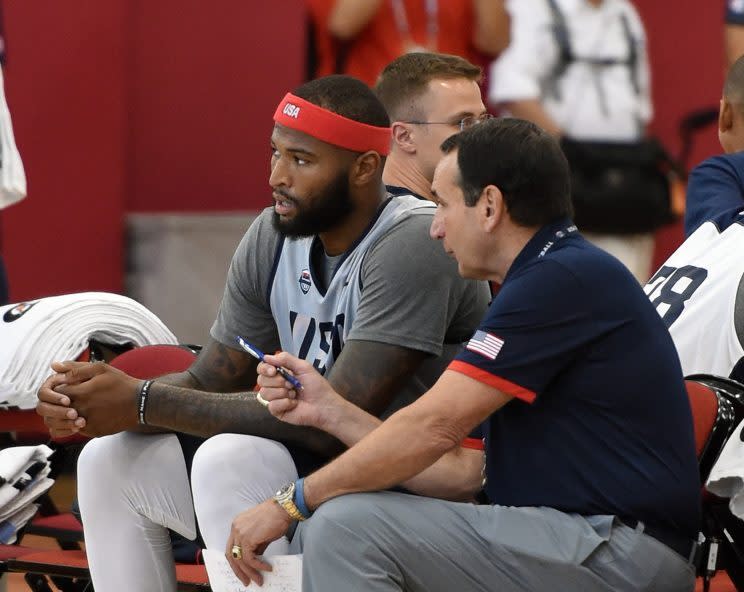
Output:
top-left (273, 482), bottom-right (307, 521)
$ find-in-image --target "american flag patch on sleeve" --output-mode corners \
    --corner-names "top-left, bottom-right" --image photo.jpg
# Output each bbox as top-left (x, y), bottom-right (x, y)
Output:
top-left (466, 330), bottom-right (504, 360)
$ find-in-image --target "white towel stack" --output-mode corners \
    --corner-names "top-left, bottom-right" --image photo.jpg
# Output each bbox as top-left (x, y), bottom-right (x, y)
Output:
top-left (0, 292), bottom-right (178, 409)
top-left (0, 444), bottom-right (54, 544)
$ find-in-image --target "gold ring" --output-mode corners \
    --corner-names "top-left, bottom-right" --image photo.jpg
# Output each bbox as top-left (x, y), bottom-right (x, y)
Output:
top-left (256, 393), bottom-right (270, 408)
top-left (231, 544), bottom-right (243, 560)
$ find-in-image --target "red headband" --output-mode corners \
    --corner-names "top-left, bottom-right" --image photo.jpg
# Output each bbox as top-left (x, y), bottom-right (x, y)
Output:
top-left (273, 93), bottom-right (391, 155)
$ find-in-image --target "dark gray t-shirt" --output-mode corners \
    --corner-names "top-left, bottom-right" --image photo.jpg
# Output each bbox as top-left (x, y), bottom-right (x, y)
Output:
top-left (211, 197), bottom-right (490, 412)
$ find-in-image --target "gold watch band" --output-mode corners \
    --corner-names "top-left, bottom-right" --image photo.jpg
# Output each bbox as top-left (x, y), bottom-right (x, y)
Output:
top-left (273, 497), bottom-right (307, 521)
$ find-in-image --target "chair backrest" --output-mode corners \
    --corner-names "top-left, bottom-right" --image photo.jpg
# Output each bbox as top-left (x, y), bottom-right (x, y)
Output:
top-left (108, 344), bottom-right (197, 379)
top-left (685, 377), bottom-right (740, 483)
top-left (685, 376), bottom-right (744, 590)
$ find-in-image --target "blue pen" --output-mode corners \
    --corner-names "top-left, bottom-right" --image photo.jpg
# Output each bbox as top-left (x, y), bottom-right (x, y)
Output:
top-left (236, 336), bottom-right (303, 390)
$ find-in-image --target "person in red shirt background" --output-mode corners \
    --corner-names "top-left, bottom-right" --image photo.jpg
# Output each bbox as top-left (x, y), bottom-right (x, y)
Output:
top-left (306, 0), bottom-right (509, 87)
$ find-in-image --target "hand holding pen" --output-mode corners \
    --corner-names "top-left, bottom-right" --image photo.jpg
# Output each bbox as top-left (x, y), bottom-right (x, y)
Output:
top-left (255, 350), bottom-right (343, 429)
top-left (236, 337), bottom-right (303, 391)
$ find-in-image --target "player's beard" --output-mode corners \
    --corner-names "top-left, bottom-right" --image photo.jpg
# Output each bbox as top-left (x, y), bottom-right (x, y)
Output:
top-left (271, 170), bottom-right (355, 238)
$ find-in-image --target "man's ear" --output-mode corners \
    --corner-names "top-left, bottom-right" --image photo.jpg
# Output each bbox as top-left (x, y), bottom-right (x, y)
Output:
top-left (720, 97), bottom-right (734, 134)
top-left (480, 185), bottom-right (504, 231)
top-left (391, 122), bottom-right (417, 154)
top-left (351, 151), bottom-right (383, 186)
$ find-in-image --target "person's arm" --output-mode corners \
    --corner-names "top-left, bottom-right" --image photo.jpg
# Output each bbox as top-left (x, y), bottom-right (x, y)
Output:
top-left (327, 0), bottom-right (384, 40)
top-left (227, 359), bottom-right (507, 586)
top-left (487, 0), bottom-right (557, 128)
top-left (500, 99), bottom-right (562, 136)
top-left (302, 368), bottom-right (504, 503)
top-left (258, 359), bottom-right (484, 500)
top-left (143, 339), bottom-right (427, 450)
top-left (41, 337), bottom-right (429, 458)
top-left (472, 0), bottom-right (510, 56)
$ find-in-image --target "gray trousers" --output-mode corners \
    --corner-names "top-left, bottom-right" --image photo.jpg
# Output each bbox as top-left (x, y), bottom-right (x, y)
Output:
top-left (290, 491), bottom-right (695, 592)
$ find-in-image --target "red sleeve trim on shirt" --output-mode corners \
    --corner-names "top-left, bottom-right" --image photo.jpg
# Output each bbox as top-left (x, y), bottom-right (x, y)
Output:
top-left (447, 360), bottom-right (537, 404)
top-left (460, 437), bottom-right (484, 451)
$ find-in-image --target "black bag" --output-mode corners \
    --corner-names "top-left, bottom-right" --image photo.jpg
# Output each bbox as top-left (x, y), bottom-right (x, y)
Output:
top-left (560, 136), bottom-right (679, 235)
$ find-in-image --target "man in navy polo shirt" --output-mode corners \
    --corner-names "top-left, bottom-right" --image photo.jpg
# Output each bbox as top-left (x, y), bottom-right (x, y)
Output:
top-left (224, 118), bottom-right (701, 592)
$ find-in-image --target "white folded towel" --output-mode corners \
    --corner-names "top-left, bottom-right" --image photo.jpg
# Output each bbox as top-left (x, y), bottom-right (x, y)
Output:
top-left (0, 292), bottom-right (178, 408)
top-left (0, 445), bottom-right (54, 544)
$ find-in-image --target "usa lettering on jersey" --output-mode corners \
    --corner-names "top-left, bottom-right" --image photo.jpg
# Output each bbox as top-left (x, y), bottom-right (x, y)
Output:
top-left (289, 312), bottom-right (345, 374)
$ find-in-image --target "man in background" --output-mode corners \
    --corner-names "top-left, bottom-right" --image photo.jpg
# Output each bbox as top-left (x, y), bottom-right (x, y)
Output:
top-left (488, 0), bottom-right (656, 282)
top-left (376, 52), bottom-right (492, 204)
top-left (646, 54), bottom-right (744, 383)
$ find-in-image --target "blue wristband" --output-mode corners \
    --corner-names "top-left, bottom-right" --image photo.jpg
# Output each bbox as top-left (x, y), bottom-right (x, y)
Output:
top-left (294, 478), bottom-right (312, 519)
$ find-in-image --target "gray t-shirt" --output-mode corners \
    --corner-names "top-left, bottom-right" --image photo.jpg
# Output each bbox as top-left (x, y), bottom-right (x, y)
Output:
top-left (211, 196), bottom-right (491, 411)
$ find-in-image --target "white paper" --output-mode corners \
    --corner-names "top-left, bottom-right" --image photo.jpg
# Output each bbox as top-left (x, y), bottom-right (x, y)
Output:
top-left (202, 549), bottom-right (302, 592)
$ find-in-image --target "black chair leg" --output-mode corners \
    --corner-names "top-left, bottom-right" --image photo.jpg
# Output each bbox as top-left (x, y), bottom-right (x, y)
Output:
top-left (24, 573), bottom-right (55, 592)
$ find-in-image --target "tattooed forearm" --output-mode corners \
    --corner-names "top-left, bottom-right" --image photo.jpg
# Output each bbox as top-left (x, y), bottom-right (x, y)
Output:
top-left (187, 339), bottom-right (261, 392)
top-left (138, 339), bottom-right (426, 457)
top-left (145, 383), bottom-right (344, 456)
top-left (328, 340), bottom-right (428, 416)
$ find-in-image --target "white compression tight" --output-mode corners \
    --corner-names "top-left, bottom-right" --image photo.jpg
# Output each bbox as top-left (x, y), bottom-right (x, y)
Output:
top-left (77, 432), bottom-right (298, 592)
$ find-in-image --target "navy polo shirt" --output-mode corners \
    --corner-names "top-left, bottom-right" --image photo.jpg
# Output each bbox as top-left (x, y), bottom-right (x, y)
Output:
top-left (685, 153), bottom-right (744, 237)
top-left (450, 219), bottom-right (701, 537)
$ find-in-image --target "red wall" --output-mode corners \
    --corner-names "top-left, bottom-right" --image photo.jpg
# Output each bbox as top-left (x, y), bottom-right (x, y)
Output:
top-left (127, 1), bottom-right (305, 213)
top-left (0, 1), bottom-right (729, 300)
top-left (1, 2), bottom-right (128, 301)
top-left (637, 0), bottom-right (726, 266)
top-left (0, 1), bottom-right (305, 302)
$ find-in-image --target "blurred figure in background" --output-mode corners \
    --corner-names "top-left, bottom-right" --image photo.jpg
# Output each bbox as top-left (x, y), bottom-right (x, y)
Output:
top-left (488, 0), bottom-right (663, 283)
top-left (305, 0), bottom-right (509, 87)
top-left (0, 11), bottom-right (27, 305)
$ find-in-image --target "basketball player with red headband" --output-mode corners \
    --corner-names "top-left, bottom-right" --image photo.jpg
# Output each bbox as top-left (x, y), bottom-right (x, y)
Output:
top-left (36, 75), bottom-right (489, 591)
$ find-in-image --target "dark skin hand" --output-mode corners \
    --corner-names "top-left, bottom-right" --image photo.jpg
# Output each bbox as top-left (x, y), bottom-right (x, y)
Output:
top-left (36, 338), bottom-right (427, 456)
top-left (35, 339), bottom-right (252, 437)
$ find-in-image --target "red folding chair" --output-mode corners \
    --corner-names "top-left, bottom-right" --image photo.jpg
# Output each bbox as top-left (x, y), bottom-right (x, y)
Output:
top-left (5, 344), bottom-right (210, 591)
top-left (686, 375), bottom-right (744, 592)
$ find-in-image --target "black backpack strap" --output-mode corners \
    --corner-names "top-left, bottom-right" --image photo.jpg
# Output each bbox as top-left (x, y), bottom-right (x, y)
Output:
top-left (619, 13), bottom-right (640, 95)
top-left (544, 0), bottom-right (573, 100)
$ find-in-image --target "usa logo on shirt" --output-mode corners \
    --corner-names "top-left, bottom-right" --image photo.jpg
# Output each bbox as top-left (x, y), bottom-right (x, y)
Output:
top-left (466, 330), bottom-right (504, 360)
top-left (298, 269), bottom-right (312, 294)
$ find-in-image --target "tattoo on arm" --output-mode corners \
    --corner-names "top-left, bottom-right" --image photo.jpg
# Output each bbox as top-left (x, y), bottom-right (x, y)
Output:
top-left (186, 339), bottom-right (261, 392)
top-left (145, 384), bottom-right (344, 456)
top-left (143, 339), bottom-right (426, 459)
top-left (140, 338), bottom-right (344, 455)
top-left (327, 340), bottom-right (428, 416)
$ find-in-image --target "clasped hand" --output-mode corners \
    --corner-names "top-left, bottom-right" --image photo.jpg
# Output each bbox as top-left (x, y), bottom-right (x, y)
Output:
top-left (36, 361), bottom-right (141, 437)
